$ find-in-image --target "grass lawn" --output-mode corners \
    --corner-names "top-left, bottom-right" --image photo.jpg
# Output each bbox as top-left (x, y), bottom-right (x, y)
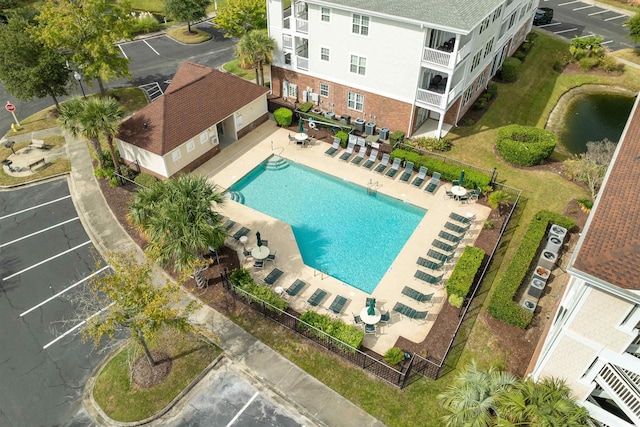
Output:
top-left (128, 0), bottom-right (226, 14)
top-left (612, 48), bottom-right (640, 66)
top-left (93, 329), bottom-right (220, 423)
top-left (223, 59), bottom-right (257, 80)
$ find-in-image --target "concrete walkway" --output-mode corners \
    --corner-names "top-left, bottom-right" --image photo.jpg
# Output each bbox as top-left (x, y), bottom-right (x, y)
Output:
top-left (61, 131), bottom-right (385, 426)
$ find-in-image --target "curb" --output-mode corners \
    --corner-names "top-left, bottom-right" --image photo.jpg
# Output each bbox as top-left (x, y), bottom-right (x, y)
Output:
top-left (0, 172), bottom-right (69, 190)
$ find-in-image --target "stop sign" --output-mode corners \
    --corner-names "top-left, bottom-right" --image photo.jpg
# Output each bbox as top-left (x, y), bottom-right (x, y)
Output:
top-left (5, 102), bottom-right (15, 112)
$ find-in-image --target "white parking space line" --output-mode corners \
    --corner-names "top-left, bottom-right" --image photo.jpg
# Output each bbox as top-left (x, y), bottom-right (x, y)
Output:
top-left (539, 22), bottom-right (562, 28)
top-left (554, 28), bottom-right (579, 34)
top-left (119, 44), bottom-right (128, 59)
top-left (558, 0), bottom-right (579, 5)
top-left (3, 241), bottom-right (92, 281)
top-left (605, 15), bottom-right (627, 22)
top-left (588, 10), bottom-right (608, 16)
top-left (0, 195), bottom-right (71, 221)
top-left (602, 40), bottom-right (613, 45)
top-left (574, 5), bottom-right (593, 11)
top-left (226, 392), bottom-right (259, 427)
top-left (144, 40), bottom-right (160, 55)
top-left (20, 266), bottom-right (111, 317)
top-left (42, 303), bottom-right (113, 350)
top-left (0, 217), bottom-right (79, 249)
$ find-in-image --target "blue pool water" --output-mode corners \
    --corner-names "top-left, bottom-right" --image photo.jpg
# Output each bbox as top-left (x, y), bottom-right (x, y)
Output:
top-left (228, 157), bottom-right (426, 293)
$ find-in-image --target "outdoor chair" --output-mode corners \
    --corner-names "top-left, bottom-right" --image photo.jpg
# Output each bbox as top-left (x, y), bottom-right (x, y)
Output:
top-left (328, 295), bottom-right (348, 314)
top-left (444, 221), bottom-right (470, 234)
top-left (288, 134), bottom-right (296, 144)
top-left (432, 239), bottom-right (458, 253)
top-left (222, 219), bottom-right (236, 231)
top-left (393, 301), bottom-right (416, 319)
top-left (232, 227), bottom-right (250, 240)
top-left (339, 140), bottom-right (356, 161)
top-left (399, 161), bottom-right (415, 183)
top-left (414, 270), bottom-right (444, 285)
top-left (412, 309), bottom-right (429, 321)
top-left (324, 138), bottom-right (341, 156)
top-left (286, 279), bottom-right (307, 297)
top-left (242, 248), bottom-right (253, 258)
top-left (263, 268), bottom-right (283, 286)
top-left (266, 251), bottom-right (276, 262)
top-left (362, 149), bottom-right (379, 169)
top-left (417, 256), bottom-right (444, 271)
top-left (424, 172), bottom-right (441, 194)
top-left (438, 230), bottom-right (463, 243)
top-left (379, 310), bottom-right (391, 323)
top-left (449, 212), bottom-right (474, 224)
top-left (411, 166), bottom-right (428, 187)
top-left (445, 189), bottom-right (455, 199)
top-left (364, 323), bottom-right (376, 335)
top-left (253, 260), bottom-right (264, 269)
top-left (350, 144), bottom-right (367, 165)
top-left (374, 153), bottom-right (390, 174)
top-left (457, 194), bottom-right (470, 203)
top-left (352, 312), bottom-right (363, 325)
top-left (469, 188), bottom-right (481, 201)
top-left (401, 286), bottom-right (434, 304)
top-left (260, 239), bottom-right (269, 247)
top-left (306, 288), bottom-right (328, 307)
top-left (427, 249), bottom-right (453, 263)
top-left (366, 297), bottom-right (376, 306)
top-left (385, 158), bottom-right (402, 178)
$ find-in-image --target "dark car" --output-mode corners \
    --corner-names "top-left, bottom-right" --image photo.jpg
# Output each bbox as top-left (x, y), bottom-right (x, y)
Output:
top-left (533, 7), bottom-right (553, 25)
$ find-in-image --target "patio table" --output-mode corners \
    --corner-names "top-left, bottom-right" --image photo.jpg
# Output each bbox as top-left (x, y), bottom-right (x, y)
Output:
top-left (359, 307), bottom-right (381, 325)
top-left (451, 185), bottom-right (467, 197)
top-left (251, 246), bottom-right (270, 260)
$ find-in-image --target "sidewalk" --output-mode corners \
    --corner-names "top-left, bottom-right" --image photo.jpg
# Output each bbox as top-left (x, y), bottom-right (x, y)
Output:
top-left (64, 131), bottom-right (386, 426)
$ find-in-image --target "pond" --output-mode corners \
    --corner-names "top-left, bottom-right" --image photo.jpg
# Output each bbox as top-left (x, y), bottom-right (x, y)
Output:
top-left (558, 93), bottom-right (635, 155)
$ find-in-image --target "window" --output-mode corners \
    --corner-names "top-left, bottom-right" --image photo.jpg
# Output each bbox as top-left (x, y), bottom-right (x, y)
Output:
top-left (484, 38), bottom-right (494, 58)
top-left (352, 14), bottom-right (369, 35)
top-left (508, 12), bottom-right (517, 29)
top-left (186, 139), bottom-right (195, 153)
top-left (320, 47), bottom-right (330, 62)
top-left (463, 86), bottom-right (474, 105)
top-left (479, 17), bottom-right (491, 34)
top-left (476, 72), bottom-right (485, 91)
top-left (199, 132), bottom-right (208, 144)
top-left (350, 55), bottom-right (366, 75)
top-left (348, 91), bottom-right (364, 111)
top-left (492, 6), bottom-right (502, 22)
top-left (171, 148), bottom-right (181, 162)
top-left (321, 7), bottom-right (330, 22)
top-left (284, 52), bottom-right (292, 65)
top-left (470, 50), bottom-right (483, 72)
top-left (319, 83), bottom-right (329, 97)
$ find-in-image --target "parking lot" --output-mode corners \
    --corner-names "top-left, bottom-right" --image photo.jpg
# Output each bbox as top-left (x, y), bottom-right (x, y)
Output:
top-left (535, 0), bottom-right (634, 50)
top-left (0, 178), bottom-right (105, 426)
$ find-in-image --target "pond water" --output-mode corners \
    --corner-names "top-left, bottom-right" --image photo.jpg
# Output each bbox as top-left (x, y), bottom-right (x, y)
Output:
top-left (559, 93), bottom-right (635, 154)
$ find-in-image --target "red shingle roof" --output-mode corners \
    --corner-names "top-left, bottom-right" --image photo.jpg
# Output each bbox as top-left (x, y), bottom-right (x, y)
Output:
top-left (117, 62), bottom-right (269, 155)
top-left (573, 96), bottom-right (640, 290)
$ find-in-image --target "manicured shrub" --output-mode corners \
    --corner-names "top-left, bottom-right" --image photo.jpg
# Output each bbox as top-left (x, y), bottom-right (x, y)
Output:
top-left (384, 347), bottom-right (405, 366)
top-left (409, 136), bottom-right (452, 152)
top-left (448, 294), bottom-right (464, 309)
top-left (483, 220), bottom-right (495, 230)
top-left (299, 311), bottom-right (363, 352)
top-left (500, 57), bottom-right (522, 83)
top-left (579, 56), bottom-right (600, 71)
top-left (445, 246), bottom-right (485, 302)
top-left (521, 42), bottom-right (532, 52)
top-left (229, 268), bottom-right (289, 311)
top-left (472, 99), bottom-right (487, 111)
top-left (496, 124), bottom-right (557, 166)
top-left (134, 173), bottom-right (158, 188)
top-left (297, 102), bottom-right (313, 113)
top-left (600, 55), bottom-right (624, 73)
top-left (131, 12), bottom-right (160, 34)
top-left (487, 211), bottom-right (575, 328)
top-left (390, 148), bottom-right (492, 189)
top-left (514, 51), bottom-right (526, 61)
top-left (389, 130), bottom-right (405, 145)
top-left (274, 107), bottom-right (293, 127)
top-left (486, 83), bottom-right (498, 99)
top-left (335, 130), bottom-right (349, 147)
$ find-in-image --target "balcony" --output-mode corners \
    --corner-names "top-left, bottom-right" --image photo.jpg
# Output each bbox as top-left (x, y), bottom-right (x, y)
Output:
top-left (296, 56), bottom-right (309, 71)
top-left (422, 41), bottom-right (471, 69)
top-left (416, 88), bottom-right (444, 109)
top-left (282, 34), bottom-right (293, 50)
top-left (596, 364), bottom-right (640, 425)
top-left (296, 18), bottom-right (308, 34)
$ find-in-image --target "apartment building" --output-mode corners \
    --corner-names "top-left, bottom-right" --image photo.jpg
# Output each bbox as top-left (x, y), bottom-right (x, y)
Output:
top-left (529, 95), bottom-right (640, 427)
top-left (267, 0), bottom-right (537, 138)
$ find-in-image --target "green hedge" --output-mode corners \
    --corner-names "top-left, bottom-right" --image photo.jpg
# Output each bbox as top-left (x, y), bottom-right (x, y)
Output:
top-left (389, 130), bottom-right (405, 145)
top-left (299, 311), bottom-right (364, 352)
top-left (335, 131), bottom-right (349, 147)
top-left (500, 57), bottom-right (522, 82)
top-left (487, 211), bottom-right (575, 328)
top-left (134, 173), bottom-right (158, 188)
top-left (391, 148), bottom-right (491, 189)
top-left (229, 268), bottom-right (289, 311)
top-left (446, 246), bottom-right (485, 302)
top-left (496, 125), bottom-right (557, 166)
top-left (274, 107), bottom-right (293, 127)
top-left (298, 102), bottom-right (313, 113)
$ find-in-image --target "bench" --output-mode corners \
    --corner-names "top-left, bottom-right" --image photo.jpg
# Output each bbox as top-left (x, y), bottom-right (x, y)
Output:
top-left (28, 158), bottom-right (46, 170)
top-left (29, 139), bottom-right (47, 150)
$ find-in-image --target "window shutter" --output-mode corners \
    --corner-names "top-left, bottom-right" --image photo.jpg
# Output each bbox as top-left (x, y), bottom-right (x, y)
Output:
top-left (291, 84), bottom-right (298, 99)
top-left (283, 81), bottom-right (289, 99)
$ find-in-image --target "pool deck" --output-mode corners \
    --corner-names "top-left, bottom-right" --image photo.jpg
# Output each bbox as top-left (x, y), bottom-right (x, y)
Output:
top-left (194, 121), bottom-right (490, 355)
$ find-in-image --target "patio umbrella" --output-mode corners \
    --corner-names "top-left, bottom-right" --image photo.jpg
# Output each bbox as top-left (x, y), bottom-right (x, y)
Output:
top-left (256, 231), bottom-right (262, 247)
top-left (459, 170), bottom-right (465, 186)
top-left (298, 117), bottom-right (304, 133)
top-left (367, 298), bottom-right (376, 316)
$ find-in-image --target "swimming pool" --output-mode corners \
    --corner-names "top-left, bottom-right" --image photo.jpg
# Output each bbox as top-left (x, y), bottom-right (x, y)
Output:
top-left (228, 156), bottom-right (426, 293)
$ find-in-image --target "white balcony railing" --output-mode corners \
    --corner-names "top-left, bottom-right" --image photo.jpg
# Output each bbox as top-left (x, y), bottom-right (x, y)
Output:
top-left (296, 19), bottom-right (308, 34)
top-left (296, 56), bottom-right (309, 71)
top-left (283, 16), bottom-right (290, 30)
top-left (456, 42), bottom-right (472, 65)
top-left (282, 35), bottom-right (293, 50)
top-left (447, 81), bottom-right (464, 104)
top-left (597, 364), bottom-right (640, 425)
top-left (422, 47), bottom-right (452, 68)
top-left (416, 88), bottom-right (444, 109)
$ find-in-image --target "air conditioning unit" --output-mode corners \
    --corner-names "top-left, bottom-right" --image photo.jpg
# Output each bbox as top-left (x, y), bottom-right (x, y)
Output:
top-left (545, 236), bottom-right (563, 254)
top-left (527, 278), bottom-right (546, 299)
top-left (522, 299), bottom-right (537, 312)
top-left (538, 250), bottom-right (557, 270)
top-left (550, 224), bottom-right (568, 243)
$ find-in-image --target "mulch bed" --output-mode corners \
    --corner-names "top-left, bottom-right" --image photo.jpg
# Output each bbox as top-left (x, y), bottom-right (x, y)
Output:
top-left (132, 350), bottom-right (172, 388)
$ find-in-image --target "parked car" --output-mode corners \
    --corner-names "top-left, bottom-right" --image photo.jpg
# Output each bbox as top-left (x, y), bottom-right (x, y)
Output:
top-left (533, 7), bottom-right (553, 25)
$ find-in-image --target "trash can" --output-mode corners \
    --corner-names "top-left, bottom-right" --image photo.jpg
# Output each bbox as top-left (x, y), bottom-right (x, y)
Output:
top-left (365, 122), bottom-right (376, 135)
top-left (379, 127), bottom-right (390, 140)
top-left (354, 118), bottom-right (366, 132)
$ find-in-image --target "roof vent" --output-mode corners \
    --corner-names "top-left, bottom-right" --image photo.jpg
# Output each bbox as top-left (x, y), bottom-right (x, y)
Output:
top-left (143, 122), bottom-right (148, 129)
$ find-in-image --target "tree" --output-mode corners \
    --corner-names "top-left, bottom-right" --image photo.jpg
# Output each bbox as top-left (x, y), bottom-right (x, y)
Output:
top-left (488, 190), bottom-right (512, 215)
top-left (76, 251), bottom-right (199, 366)
top-left (163, 0), bottom-right (209, 34)
top-left (213, 0), bottom-right (267, 37)
top-left (569, 35), bottom-right (604, 61)
top-left (438, 361), bottom-right (517, 427)
top-left (236, 29), bottom-right (275, 86)
top-left (128, 175), bottom-right (227, 284)
top-left (626, 13), bottom-right (640, 43)
top-left (495, 377), bottom-right (589, 426)
top-left (58, 96), bottom-right (105, 168)
top-left (0, 11), bottom-right (70, 108)
top-left (34, 0), bottom-right (135, 96)
top-left (565, 138), bottom-right (616, 200)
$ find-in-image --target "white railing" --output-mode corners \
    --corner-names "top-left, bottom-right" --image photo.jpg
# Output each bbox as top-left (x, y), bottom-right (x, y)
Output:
top-left (456, 42), bottom-right (472, 65)
top-left (597, 364), bottom-right (640, 424)
top-left (283, 16), bottom-right (290, 30)
top-left (282, 34), bottom-right (293, 50)
top-left (448, 81), bottom-right (464, 104)
top-left (416, 88), bottom-right (444, 108)
top-left (422, 47), bottom-right (452, 68)
top-left (296, 56), bottom-right (309, 71)
top-left (296, 19), bottom-right (308, 34)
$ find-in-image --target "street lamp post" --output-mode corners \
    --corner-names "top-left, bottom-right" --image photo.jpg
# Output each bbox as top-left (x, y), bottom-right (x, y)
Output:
top-left (73, 71), bottom-right (86, 98)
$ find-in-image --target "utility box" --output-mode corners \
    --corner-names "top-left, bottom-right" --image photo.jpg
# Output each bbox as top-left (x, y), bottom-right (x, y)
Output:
top-left (365, 122), bottom-right (376, 135)
top-left (379, 127), bottom-right (390, 140)
top-left (545, 236), bottom-right (563, 254)
top-left (533, 265), bottom-right (551, 283)
top-left (340, 114), bottom-right (351, 125)
top-left (523, 299), bottom-right (537, 312)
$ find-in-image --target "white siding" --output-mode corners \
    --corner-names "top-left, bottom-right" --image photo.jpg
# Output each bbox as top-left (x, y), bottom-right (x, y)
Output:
top-left (116, 139), bottom-right (168, 178)
top-left (235, 95), bottom-right (268, 132)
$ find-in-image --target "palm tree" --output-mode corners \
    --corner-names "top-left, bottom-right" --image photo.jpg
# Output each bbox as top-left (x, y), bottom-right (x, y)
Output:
top-left (495, 377), bottom-right (589, 426)
top-left (83, 96), bottom-right (125, 177)
top-left (57, 96), bottom-right (105, 168)
top-left (128, 175), bottom-right (227, 285)
top-left (488, 190), bottom-right (512, 216)
top-left (437, 361), bottom-right (517, 427)
top-left (236, 29), bottom-right (275, 86)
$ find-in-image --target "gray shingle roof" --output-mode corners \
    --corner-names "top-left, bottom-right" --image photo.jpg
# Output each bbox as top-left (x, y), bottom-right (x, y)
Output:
top-left (314, 0), bottom-right (503, 32)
